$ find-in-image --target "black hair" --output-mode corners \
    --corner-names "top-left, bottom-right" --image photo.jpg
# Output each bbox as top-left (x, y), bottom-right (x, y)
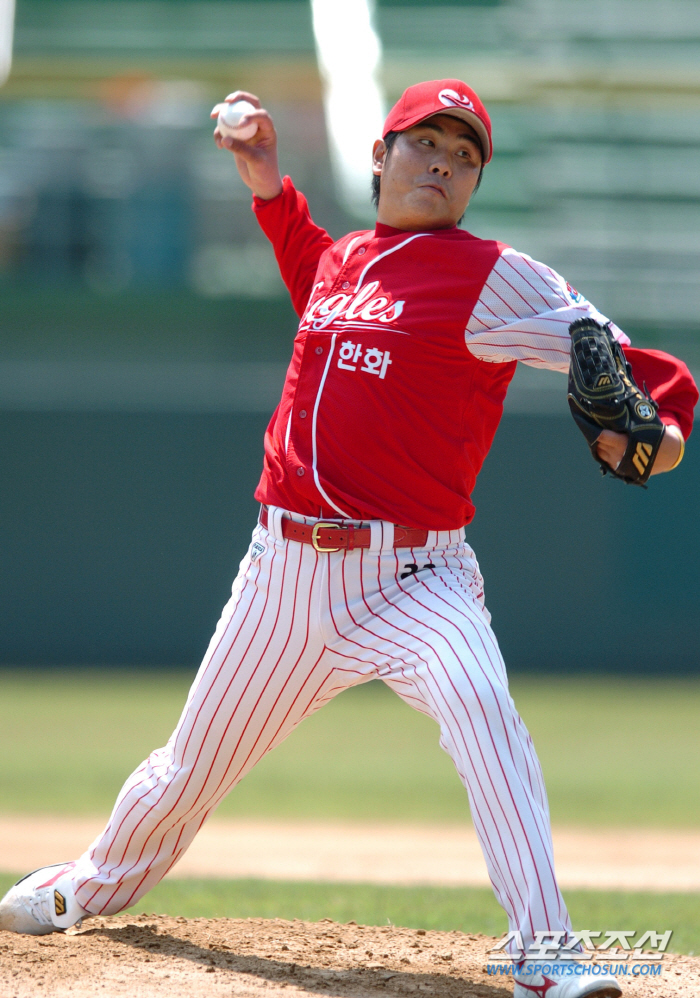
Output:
top-left (370, 129), bottom-right (484, 221)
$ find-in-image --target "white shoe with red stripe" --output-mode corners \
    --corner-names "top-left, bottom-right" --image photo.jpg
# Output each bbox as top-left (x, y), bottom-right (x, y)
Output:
top-left (513, 959), bottom-right (622, 998)
top-left (0, 862), bottom-right (88, 935)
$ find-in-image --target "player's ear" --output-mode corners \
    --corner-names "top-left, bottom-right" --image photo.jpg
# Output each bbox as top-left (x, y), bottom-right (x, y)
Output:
top-left (372, 138), bottom-right (387, 176)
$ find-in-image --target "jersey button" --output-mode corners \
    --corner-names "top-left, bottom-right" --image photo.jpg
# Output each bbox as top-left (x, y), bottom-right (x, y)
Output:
top-left (357, 247), bottom-right (366, 256)
top-left (299, 409), bottom-right (307, 418)
top-left (341, 281), bottom-right (350, 290)
top-left (296, 467), bottom-right (305, 476)
top-left (315, 346), bottom-right (323, 355)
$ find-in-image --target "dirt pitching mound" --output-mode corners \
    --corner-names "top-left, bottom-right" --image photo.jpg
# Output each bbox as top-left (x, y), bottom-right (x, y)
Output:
top-left (1, 915), bottom-right (696, 997)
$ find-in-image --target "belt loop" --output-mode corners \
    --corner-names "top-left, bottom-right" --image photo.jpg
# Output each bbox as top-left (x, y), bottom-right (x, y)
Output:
top-left (268, 506), bottom-right (285, 541)
top-left (369, 521), bottom-right (394, 554)
top-left (347, 525), bottom-right (355, 551)
top-left (369, 521), bottom-right (382, 554)
top-left (381, 521), bottom-right (394, 552)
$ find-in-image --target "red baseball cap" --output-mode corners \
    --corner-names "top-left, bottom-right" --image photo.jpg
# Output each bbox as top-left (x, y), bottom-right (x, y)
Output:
top-left (383, 79), bottom-right (492, 164)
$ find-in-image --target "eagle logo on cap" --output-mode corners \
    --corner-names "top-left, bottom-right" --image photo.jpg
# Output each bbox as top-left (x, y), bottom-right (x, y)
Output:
top-left (438, 89), bottom-right (475, 111)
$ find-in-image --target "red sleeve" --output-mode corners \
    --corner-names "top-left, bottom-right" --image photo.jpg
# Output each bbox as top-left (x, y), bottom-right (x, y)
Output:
top-left (626, 347), bottom-right (698, 440)
top-left (252, 175), bottom-right (334, 318)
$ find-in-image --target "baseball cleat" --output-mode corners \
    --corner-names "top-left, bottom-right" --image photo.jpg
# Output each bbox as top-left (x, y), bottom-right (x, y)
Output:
top-left (0, 861), bottom-right (88, 935)
top-left (513, 958), bottom-right (622, 998)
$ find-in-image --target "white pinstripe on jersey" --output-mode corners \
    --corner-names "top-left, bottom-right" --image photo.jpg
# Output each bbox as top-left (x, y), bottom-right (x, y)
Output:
top-left (466, 247), bottom-right (630, 371)
top-left (71, 513), bottom-right (572, 953)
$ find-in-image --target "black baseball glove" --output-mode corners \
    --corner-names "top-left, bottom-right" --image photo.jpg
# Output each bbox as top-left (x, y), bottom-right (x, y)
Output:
top-left (567, 318), bottom-right (665, 486)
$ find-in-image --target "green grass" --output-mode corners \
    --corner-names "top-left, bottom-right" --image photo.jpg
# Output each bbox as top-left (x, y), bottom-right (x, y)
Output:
top-left (133, 879), bottom-right (510, 936)
top-left (513, 676), bottom-right (700, 827)
top-left (0, 873), bottom-right (696, 955)
top-left (2, 671), bottom-right (698, 957)
top-left (0, 670), bottom-right (699, 826)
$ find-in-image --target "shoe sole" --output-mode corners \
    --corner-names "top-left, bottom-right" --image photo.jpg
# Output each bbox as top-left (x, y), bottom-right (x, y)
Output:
top-left (580, 986), bottom-right (622, 998)
top-left (515, 978), bottom-right (622, 998)
top-left (0, 863), bottom-right (75, 935)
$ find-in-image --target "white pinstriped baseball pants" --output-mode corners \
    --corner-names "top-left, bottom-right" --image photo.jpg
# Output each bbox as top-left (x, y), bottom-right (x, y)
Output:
top-left (72, 507), bottom-right (572, 950)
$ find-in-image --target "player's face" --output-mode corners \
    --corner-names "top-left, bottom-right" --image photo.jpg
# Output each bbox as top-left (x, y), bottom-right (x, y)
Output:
top-left (372, 114), bottom-right (483, 230)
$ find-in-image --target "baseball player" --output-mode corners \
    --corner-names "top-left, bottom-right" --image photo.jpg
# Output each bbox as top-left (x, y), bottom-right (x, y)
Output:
top-left (2, 80), bottom-right (697, 998)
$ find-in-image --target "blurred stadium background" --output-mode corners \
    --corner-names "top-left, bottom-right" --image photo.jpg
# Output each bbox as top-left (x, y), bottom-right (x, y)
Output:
top-left (0, 0), bottom-right (699, 673)
top-left (1, 0), bottom-right (700, 948)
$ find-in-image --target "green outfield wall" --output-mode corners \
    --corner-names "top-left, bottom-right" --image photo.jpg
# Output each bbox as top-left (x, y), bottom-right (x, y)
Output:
top-left (1, 409), bottom-right (698, 672)
top-left (2, 0), bottom-right (700, 672)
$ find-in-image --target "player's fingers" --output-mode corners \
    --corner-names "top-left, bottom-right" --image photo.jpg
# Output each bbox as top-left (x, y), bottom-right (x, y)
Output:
top-left (236, 107), bottom-right (274, 136)
top-left (598, 429), bottom-right (628, 449)
top-left (218, 112), bottom-right (275, 153)
top-left (596, 429), bottom-right (627, 469)
top-left (220, 133), bottom-right (262, 154)
top-left (224, 91), bottom-right (261, 108)
top-left (214, 126), bottom-right (260, 149)
top-left (213, 108), bottom-right (274, 148)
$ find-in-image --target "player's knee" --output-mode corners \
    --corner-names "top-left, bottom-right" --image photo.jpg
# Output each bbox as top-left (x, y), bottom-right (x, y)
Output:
top-left (442, 669), bottom-right (513, 723)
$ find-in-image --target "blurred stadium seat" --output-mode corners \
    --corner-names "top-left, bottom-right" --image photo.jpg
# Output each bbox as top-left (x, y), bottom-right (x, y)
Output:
top-left (1, 0), bottom-right (698, 345)
top-left (0, 0), bottom-right (698, 668)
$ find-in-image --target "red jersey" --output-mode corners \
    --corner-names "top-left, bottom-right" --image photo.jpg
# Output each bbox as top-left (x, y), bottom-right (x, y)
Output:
top-left (253, 177), bottom-right (698, 529)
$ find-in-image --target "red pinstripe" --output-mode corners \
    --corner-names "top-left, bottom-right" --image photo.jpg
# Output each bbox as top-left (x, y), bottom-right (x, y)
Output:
top-left (358, 544), bottom-right (532, 925)
top-left (467, 313), bottom-right (585, 341)
top-left (385, 553), bottom-right (522, 922)
top-left (386, 548), bottom-right (526, 926)
top-left (118, 544), bottom-right (313, 909)
top-left (83, 536), bottom-right (291, 908)
top-left (425, 577), bottom-right (541, 803)
top-left (474, 352), bottom-right (569, 367)
top-left (491, 274), bottom-right (548, 316)
top-left (132, 542), bottom-right (323, 897)
top-left (422, 574), bottom-right (546, 807)
top-left (470, 337), bottom-right (570, 357)
top-left (444, 584), bottom-right (548, 809)
top-left (394, 581), bottom-right (560, 933)
top-left (72, 520), bottom-right (573, 952)
top-left (81, 552), bottom-right (271, 907)
top-left (361, 562), bottom-right (536, 937)
top-left (469, 298), bottom-right (509, 329)
top-left (472, 322), bottom-right (577, 339)
top-left (389, 548), bottom-right (564, 933)
top-left (407, 578), bottom-right (568, 927)
top-left (513, 253), bottom-right (571, 305)
top-left (501, 253), bottom-right (569, 310)
top-left (204, 553), bottom-right (324, 790)
top-left (481, 278), bottom-right (526, 320)
top-left (87, 547), bottom-right (280, 905)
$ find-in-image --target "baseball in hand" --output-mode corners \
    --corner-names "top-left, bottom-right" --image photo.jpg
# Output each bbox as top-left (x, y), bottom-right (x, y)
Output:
top-left (214, 100), bottom-right (258, 141)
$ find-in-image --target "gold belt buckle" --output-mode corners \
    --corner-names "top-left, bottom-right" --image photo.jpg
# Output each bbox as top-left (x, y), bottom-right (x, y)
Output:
top-left (311, 522), bottom-right (342, 552)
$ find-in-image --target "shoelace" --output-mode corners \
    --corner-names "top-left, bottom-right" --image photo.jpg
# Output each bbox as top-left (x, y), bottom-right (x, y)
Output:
top-left (25, 886), bottom-right (54, 926)
top-left (25, 886), bottom-right (83, 930)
